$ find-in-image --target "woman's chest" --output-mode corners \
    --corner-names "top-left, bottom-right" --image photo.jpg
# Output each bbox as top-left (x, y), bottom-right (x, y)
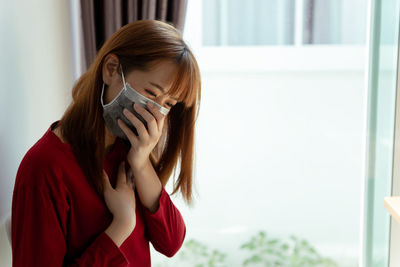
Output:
top-left (62, 160), bottom-right (147, 259)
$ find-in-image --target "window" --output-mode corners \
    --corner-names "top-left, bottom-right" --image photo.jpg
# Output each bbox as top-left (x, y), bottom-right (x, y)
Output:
top-left (151, 1), bottom-right (371, 266)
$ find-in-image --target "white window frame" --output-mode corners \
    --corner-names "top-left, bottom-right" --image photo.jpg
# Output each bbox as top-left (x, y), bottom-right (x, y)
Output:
top-left (389, 23), bottom-right (400, 267)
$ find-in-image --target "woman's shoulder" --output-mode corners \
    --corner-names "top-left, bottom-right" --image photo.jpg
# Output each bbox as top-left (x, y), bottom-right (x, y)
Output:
top-left (14, 121), bottom-right (75, 190)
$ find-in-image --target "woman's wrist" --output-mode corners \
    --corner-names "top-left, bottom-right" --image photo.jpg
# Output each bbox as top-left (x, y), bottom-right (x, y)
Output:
top-left (105, 219), bottom-right (135, 247)
top-left (129, 157), bottom-right (151, 175)
top-left (114, 215), bottom-right (136, 230)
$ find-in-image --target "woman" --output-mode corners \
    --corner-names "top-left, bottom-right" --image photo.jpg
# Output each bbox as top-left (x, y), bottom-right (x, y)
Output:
top-left (11, 20), bottom-right (201, 266)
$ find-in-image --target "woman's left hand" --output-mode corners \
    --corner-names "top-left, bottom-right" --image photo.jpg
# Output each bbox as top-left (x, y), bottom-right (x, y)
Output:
top-left (118, 102), bottom-right (166, 171)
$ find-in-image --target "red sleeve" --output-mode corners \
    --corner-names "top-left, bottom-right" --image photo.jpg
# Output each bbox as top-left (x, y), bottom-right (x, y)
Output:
top-left (140, 186), bottom-right (186, 257)
top-left (11, 185), bottom-right (128, 267)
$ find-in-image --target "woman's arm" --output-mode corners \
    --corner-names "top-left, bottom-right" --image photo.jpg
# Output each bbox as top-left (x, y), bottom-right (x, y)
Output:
top-left (118, 99), bottom-right (186, 257)
top-left (131, 159), bottom-right (162, 213)
top-left (131, 159), bottom-right (186, 257)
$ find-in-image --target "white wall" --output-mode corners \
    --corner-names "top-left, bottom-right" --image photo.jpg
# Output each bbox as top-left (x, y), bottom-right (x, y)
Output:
top-left (0, 0), bottom-right (74, 265)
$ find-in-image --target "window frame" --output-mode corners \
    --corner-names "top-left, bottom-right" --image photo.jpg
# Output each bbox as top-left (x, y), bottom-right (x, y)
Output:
top-left (389, 20), bottom-right (400, 267)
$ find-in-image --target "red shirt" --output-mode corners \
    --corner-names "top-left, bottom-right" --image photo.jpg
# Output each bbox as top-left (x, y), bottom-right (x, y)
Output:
top-left (11, 121), bottom-right (186, 266)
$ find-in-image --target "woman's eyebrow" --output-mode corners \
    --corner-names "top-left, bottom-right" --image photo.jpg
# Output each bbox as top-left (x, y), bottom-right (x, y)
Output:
top-left (149, 81), bottom-right (178, 101)
top-left (149, 81), bottom-right (164, 92)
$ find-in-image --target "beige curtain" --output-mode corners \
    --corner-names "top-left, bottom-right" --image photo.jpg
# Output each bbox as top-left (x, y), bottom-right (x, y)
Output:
top-left (80, 0), bottom-right (188, 71)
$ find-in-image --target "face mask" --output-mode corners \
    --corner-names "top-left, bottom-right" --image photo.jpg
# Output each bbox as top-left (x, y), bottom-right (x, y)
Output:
top-left (101, 65), bottom-right (170, 140)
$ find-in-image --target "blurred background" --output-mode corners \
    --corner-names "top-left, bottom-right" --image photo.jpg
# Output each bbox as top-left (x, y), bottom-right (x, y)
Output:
top-left (1, 0), bottom-right (400, 266)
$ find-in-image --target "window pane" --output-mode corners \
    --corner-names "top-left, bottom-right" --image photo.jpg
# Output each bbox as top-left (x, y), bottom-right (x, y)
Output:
top-left (202, 0), bottom-right (295, 46)
top-left (202, 0), bottom-right (367, 46)
top-left (305, 0), bottom-right (367, 44)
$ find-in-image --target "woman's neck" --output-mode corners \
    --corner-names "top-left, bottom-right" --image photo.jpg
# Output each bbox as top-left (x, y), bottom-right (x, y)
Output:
top-left (52, 125), bottom-right (67, 143)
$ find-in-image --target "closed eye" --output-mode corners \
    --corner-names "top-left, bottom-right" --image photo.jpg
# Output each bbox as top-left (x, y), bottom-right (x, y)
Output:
top-left (145, 89), bottom-right (174, 108)
top-left (145, 89), bottom-right (157, 97)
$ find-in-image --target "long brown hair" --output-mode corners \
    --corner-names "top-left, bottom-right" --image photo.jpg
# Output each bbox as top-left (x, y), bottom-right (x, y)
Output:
top-left (58, 20), bottom-right (201, 204)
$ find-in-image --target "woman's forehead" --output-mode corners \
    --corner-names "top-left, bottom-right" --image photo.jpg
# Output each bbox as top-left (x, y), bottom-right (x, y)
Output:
top-left (128, 61), bottom-right (183, 99)
top-left (129, 60), bottom-right (177, 82)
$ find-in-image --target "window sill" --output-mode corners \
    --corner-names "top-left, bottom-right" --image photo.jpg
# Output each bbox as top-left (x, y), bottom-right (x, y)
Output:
top-left (195, 45), bottom-right (366, 73)
top-left (385, 196), bottom-right (400, 224)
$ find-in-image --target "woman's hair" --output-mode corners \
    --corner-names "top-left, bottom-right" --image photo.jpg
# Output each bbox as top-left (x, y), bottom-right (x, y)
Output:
top-left (58, 20), bottom-right (201, 204)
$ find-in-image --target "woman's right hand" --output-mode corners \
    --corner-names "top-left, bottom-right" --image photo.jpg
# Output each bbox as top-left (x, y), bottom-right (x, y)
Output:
top-left (103, 161), bottom-right (136, 242)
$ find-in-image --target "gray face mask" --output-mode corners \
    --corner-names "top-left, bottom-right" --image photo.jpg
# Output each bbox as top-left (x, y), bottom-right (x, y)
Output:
top-left (101, 65), bottom-right (170, 140)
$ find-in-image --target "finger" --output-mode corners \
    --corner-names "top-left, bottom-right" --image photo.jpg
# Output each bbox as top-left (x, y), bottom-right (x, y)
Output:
top-left (117, 118), bottom-right (139, 145)
top-left (146, 102), bottom-right (166, 134)
top-left (102, 170), bottom-right (113, 191)
top-left (133, 103), bottom-right (159, 136)
top-left (122, 107), bottom-right (148, 138)
top-left (116, 161), bottom-right (127, 188)
top-left (146, 102), bottom-right (165, 125)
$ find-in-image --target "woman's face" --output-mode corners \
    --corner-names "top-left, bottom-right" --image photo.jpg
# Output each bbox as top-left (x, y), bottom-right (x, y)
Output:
top-left (102, 55), bottom-right (179, 109)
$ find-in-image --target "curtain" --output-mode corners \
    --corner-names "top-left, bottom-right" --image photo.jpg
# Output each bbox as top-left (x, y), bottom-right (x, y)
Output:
top-left (303, 0), bottom-right (314, 44)
top-left (79, 0), bottom-right (188, 71)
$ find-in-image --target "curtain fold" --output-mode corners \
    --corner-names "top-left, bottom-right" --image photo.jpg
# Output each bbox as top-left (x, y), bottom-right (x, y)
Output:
top-left (79, 0), bottom-right (188, 71)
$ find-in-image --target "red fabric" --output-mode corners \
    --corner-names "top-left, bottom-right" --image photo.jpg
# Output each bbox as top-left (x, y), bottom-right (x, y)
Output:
top-left (11, 121), bottom-right (186, 266)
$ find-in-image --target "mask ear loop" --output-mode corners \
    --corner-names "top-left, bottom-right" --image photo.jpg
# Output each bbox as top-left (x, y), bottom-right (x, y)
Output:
top-left (120, 64), bottom-right (127, 90)
top-left (100, 83), bottom-right (106, 106)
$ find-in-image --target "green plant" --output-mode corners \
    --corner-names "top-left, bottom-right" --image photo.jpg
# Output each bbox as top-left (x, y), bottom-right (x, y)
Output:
top-left (240, 231), bottom-right (338, 267)
top-left (176, 239), bottom-right (228, 267)
top-left (153, 231), bottom-right (343, 267)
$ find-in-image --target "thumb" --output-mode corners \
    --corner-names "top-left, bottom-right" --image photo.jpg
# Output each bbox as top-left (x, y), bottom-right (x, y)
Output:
top-left (102, 170), bottom-right (112, 192)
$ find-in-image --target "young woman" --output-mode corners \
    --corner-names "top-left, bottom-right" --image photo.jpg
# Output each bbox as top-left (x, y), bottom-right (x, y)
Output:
top-left (11, 20), bottom-right (201, 266)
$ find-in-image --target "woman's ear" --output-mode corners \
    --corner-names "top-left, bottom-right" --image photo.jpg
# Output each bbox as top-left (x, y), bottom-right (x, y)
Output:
top-left (102, 53), bottom-right (120, 86)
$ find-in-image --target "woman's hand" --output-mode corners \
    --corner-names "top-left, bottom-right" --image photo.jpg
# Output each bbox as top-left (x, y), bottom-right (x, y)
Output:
top-left (102, 161), bottom-right (136, 233)
top-left (118, 102), bottom-right (166, 171)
